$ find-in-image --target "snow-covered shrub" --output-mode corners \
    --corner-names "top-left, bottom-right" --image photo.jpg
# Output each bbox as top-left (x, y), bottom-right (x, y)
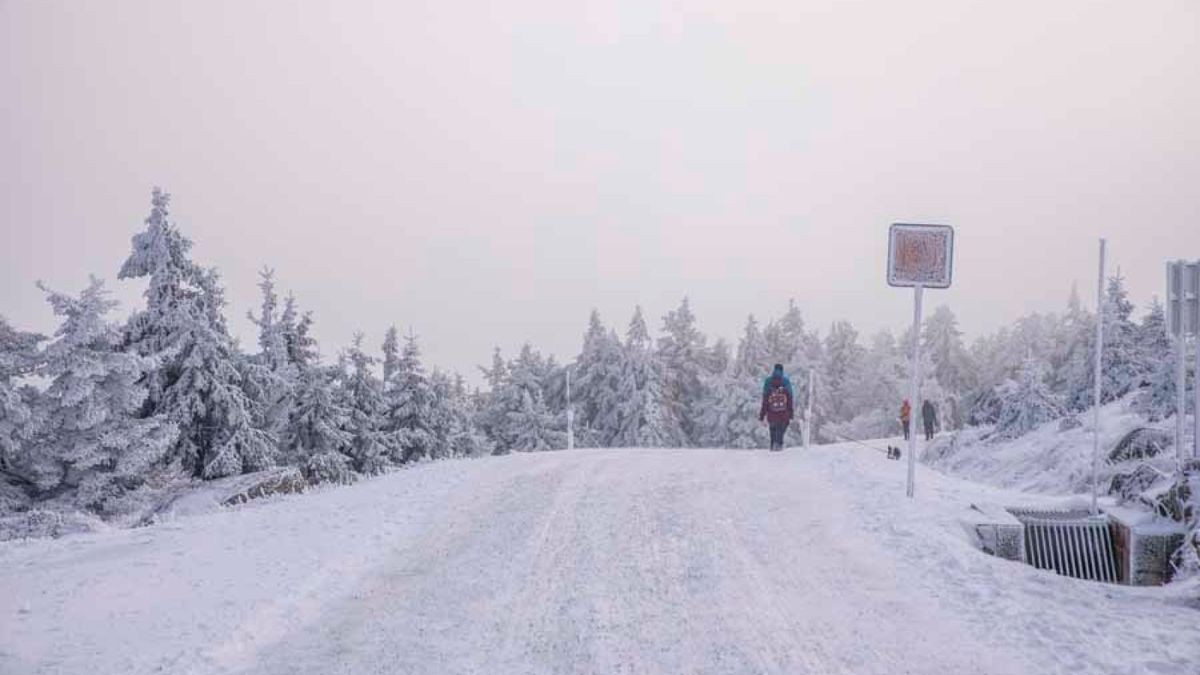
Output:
top-left (993, 361), bottom-right (1064, 441)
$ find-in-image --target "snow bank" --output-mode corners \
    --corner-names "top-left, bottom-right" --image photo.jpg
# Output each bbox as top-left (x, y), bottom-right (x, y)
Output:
top-left (921, 397), bottom-right (1174, 496)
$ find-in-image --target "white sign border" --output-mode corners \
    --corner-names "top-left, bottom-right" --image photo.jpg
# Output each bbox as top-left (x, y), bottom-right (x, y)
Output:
top-left (887, 223), bottom-right (955, 289)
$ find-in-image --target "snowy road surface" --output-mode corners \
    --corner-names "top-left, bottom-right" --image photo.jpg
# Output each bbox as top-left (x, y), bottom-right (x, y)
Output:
top-left (2, 445), bottom-right (1197, 674)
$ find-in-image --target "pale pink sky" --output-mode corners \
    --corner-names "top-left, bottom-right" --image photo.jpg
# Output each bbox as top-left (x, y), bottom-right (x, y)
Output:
top-left (3, 0), bottom-right (1199, 379)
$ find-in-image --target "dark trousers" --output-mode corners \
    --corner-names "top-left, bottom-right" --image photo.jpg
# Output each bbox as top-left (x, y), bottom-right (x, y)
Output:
top-left (902, 420), bottom-right (910, 440)
top-left (769, 423), bottom-right (787, 450)
top-left (924, 421), bottom-right (935, 441)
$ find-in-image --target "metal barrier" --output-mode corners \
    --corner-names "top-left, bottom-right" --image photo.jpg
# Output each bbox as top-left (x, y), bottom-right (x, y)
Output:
top-left (1007, 509), bottom-right (1119, 584)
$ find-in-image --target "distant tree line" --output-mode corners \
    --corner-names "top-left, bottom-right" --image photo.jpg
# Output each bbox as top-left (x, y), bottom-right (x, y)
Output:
top-left (0, 189), bottom-right (1188, 523)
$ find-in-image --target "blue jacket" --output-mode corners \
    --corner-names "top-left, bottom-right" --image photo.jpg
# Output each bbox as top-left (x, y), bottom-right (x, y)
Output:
top-left (762, 373), bottom-right (794, 398)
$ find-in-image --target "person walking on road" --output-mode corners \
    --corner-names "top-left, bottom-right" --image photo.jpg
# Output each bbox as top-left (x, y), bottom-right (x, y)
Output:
top-left (922, 400), bottom-right (938, 442)
top-left (899, 399), bottom-right (911, 441)
top-left (759, 364), bottom-right (794, 451)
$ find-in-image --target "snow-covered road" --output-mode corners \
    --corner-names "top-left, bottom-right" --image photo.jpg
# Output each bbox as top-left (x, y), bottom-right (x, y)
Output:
top-left (2, 445), bottom-right (1196, 674)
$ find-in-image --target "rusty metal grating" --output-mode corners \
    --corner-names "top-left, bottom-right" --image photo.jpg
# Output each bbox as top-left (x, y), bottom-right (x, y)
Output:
top-left (1007, 508), bottom-right (1119, 584)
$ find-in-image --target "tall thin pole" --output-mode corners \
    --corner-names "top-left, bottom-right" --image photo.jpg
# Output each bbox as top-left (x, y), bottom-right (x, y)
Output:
top-left (906, 284), bottom-right (924, 498)
top-left (566, 368), bottom-right (574, 451)
top-left (1091, 239), bottom-right (1105, 516)
top-left (804, 371), bottom-right (815, 448)
top-left (1180, 260), bottom-right (1190, 470)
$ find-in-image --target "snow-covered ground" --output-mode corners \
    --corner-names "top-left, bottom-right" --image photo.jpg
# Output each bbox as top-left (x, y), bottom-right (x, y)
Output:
top-left (1, 444), bottom-right (1196, 675)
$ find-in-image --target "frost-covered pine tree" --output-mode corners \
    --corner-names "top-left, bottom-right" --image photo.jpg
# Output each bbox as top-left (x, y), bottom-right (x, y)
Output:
top-left (243, 268), bottom-right (296, 439)
top-left (1133, 299), bottom-right (1184, 421)
top-left (612, 307), bottom-right (673, 447)
top-left (383, 330), bottom-right (436, 463)
top-left (993, 356), bottom-right (1065, 440)
top-left (921, 306), bottom-right (976, 427)
top-left (485, 344), bottom-right (563, 453)
top-left (572, 311), bottom-right (623, 446)
top-left (118, 188), bottom-right (273, 478)
top-left (656, 298), bottom-right (707, 446)
top-left (0, 317), bottom-right (44, 488)
top-left (30, 278), bottom-right (177, 514)
top-left (285, 365), bottom-right (355, 484)
top-left (341, 333), bottom-right (389, 474)
top-left (831, 330), bottom-right (905, 440)
top-left (821, 321), bottom-right (865, 425)
top-left (1063, 273), bottom-right (1150, 410)
top-left (381, 326), bottom-right (401, 385)
top-left (279, 293), bottom-right (318, 371)
top-left (734, 315), bottom-right (769, 378)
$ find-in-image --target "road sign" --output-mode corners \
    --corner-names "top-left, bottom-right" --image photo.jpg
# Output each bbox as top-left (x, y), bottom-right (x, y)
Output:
top-left (887, 224), bottom-right (955, 288)
top-left (1166, 261), bottom-right (1200, 338)
top-left (889, 223), bottom-right (955, 499)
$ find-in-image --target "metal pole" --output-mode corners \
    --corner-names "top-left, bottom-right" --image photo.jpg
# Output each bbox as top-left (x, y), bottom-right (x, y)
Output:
top-left (566, 368), bottom-right (574, 450)
top-left (804, 370), bottom-right (815, 448)
top-left (906, 284), bottom-right (924, 498)
top-left (1176, 262), bottom-right (1187, 474)
top-left (1193, 331), bottom-right (1199, 460)
top-left (1091, 239), bottom-right (1105, 516)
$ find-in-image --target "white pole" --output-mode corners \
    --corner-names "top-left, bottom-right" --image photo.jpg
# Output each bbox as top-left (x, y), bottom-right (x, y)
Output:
top-left (906, 284), bottom-right (924, 498)
top-left (804, 370), bottom-right (814, 448)
top-left (566, 368), bottom-right (574, 451)
top-left (1176, 262), bottom-right (1187, 475)
top-left (1193, 331), bottom-right (1199, 461)
top-left (1091, 239), bottom-right (1105, 516)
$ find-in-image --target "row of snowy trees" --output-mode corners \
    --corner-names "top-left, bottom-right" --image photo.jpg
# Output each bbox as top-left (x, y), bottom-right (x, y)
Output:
top-left (0, 190), bottom-right (485, 519)
top-left (2, 188), bottom-right (1190, 522)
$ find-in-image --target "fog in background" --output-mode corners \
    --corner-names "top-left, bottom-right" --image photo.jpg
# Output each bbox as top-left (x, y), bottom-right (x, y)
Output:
top-left (4, 0), bottom-right (1199, 382)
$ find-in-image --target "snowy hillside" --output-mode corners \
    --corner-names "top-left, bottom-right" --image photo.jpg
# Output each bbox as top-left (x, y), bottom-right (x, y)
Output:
top-left (2, 445), bottom-right (1196, 675)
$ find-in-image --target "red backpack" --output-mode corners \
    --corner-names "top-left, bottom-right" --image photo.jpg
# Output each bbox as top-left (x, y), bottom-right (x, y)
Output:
top-left (767, 383), bottom-right (789, 414)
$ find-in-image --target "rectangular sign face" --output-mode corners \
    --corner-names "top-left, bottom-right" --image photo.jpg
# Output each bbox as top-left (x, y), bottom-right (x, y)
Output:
top-left (1166, 260), bottom-right (1200, 338)
top-left (887, 224), bottom-right (954, 288)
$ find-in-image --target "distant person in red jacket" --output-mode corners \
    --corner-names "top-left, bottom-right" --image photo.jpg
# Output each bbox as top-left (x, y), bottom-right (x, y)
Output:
top-left (900, 399), bottom-right (911, 441)
top-left (759, 364), bottom-right (795, 451)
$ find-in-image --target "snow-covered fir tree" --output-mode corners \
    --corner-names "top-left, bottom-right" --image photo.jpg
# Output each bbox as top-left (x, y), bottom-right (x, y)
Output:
top-left (483, 344), bottom-right (563, 453)
top-left (341, 333), bottom-right (390, 474)
top-left (572, 311), bottom-right (623, 446)
top-left (0, 317), bottom-right (43, 485)
top-left (821, 321), bottom-right (865, 425)
top-left (383, 330), bottom-right (436, 463)
top-left (921, 305), bottom-right (975, 428)
top-left (118, 188), bottom-right (273, 478)
top-left (656, 298), bottom-right (708, 446)
top-left (29, 278), bottom-right (177, 514)
top-left (993, 356), bottom-right (1066, 440)
top-left (611, 307), bottom-right (673, 447)
top-left (285, 365), bottom-right (355, 484)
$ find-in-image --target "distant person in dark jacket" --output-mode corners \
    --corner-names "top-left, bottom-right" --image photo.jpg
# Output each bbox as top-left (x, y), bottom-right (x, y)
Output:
top-left (759, 364), bottom-right (794, 451)
top-left (922, 400), bottom-right (938, 441)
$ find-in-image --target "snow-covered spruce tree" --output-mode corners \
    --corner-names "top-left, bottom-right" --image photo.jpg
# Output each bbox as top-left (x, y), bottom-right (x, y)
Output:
top-left (656, 298), bottom-right (708, 446)
top-left (243, 268), bottom-right (297, 439)
top-left (611, 307), bottom-right (674, 448)
top-left (821, 321), bottom-right (865, 425)
top-left (485, 344), bottom-right (563, 453)
top-left (1065, 273), bottom-right (1150, 410)
top-left (383, 330), bottom-right (436, 463)
top-left (572, 311), bottom-right (623, 446)
top-left (279, 293), bottom-right (319, 371)
top-left (1132, 298), bottom-right (1185, 421)
top-left (118, 188), bottom-right (273, 478)
top-left (285, 365), bottom-right (355, 484)
top-left (921, 306), bottom-right (976, 428)
top-left (30, 278), bottom-right (177, 514)
top-left (830, 330), bottom-right (906, 440)
top-left (0, 317), bottom-right (45, 494)
top-left (734, 315), bottom-right (770, 378)
top-left (993, 357), bottom-right (1065, 441)
top-left (476, 347), bottom-right (510, 450)
top-left (340, 333), bottom-right (390, 474)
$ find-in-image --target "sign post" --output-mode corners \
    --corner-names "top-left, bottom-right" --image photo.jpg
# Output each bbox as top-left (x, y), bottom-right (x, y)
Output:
top-left (888, 223), bottom-right (954, 498)
top-left (1091, 239), bottom-right (1105, 516)
top-left (804, 371), bottom-right (815, 448)
top-left (566, 368), bottom-right (575, 451)
top-left (1167, 260), bottom-right (1200, 468)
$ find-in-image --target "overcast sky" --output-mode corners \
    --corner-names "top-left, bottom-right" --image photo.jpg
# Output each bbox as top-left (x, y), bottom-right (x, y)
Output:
top-left (3, 0), bottom-right (1199, 381)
